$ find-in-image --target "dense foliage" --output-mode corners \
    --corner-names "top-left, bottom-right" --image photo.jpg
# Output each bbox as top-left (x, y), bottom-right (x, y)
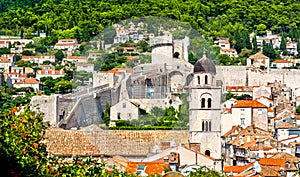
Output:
top-left (0, 0), bottom-right (299, 41)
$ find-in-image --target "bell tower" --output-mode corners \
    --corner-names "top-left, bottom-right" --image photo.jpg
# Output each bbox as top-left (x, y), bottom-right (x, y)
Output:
top-left (189, 51), bottom-right (222, 159)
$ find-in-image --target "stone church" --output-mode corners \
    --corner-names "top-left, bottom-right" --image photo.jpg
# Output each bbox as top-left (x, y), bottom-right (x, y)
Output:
top-left (189, 52), bottom-right (222, 159)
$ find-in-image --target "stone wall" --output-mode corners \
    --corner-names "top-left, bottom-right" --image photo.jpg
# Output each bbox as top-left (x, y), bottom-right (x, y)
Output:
top-left (30, 95), bottom-right (58, 126)
top-left (216, 66), bottom-right (300, 89)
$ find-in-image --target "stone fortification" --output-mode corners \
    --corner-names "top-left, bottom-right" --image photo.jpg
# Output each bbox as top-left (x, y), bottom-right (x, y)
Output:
top-left (217, 66), bottom-right (300, 89)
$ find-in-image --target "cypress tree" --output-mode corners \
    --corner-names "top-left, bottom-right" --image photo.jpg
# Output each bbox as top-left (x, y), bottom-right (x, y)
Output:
top-left (280, 34), bottom-right (286, 51)
top-left (252, 35), bottom-right (258, 53)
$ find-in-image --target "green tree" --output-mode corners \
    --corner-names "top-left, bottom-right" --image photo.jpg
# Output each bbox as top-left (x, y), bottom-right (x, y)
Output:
top-left (252, 35), bottom-right (258, 54)
top-left (75, 70), bottom-right (92, 85)
top-left (102, 102), bottom-right (110, 126)
top-left (55, 50), bottom-right (64, 62)
top-left (280, 35), bottom-right (287, 51)
top-left (53, 79), bottom-right (73, 93)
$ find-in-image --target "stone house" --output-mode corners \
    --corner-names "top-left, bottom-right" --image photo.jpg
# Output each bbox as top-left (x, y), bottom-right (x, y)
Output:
top-left (247, 52), bottom-right (270, 70)
top-left (110, 99), bottom-right (140, 121)
top-left (229, 100), bottom-right (268, 130)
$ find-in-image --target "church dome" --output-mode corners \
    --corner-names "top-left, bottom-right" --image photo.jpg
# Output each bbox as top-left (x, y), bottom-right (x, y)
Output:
top-left (193, 52), bottom-right (216, 75)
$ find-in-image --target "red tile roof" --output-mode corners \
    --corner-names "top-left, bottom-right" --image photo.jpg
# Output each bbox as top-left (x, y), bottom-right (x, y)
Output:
top-left (66, 56), bottom-right (87, 60)
top-left (226, 86), bottom-right (254, 92)
top-left (38, 70), bottom-right (65, 75)
top-left (14, 78), bottom-right (39, 84)
top-left (124, 56), bottom-right (139, 60)
top-left (0, 58), bottom-right (11, 63)
top-left (224, 162), bottom-right (254, 173)
top-left (259, 158), bottom-right (285, 168)
top-left (232, 100), bottom-right (267, 108)
top-left (126, 162), bottom-right (168, 176)
top-left (272, 60), bottom-right (292, 63)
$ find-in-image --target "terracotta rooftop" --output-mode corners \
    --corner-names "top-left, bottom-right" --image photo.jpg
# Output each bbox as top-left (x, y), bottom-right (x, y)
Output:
top-left (232, 100), bottom-right (267, 108)
top-left (38, 70), bottom-right (65, 75)
top-left (124, 56), bottom-right (139, 60)
top-left (224, 162), bottom-right (254, 173)
top-left (126, 162), bottom-right (168, 176)
top-left (14, 78), bottom-right (39, 84)
top-left (0, 58), bottom-right (11, 63)
top-left (22, 55), bottom-right (55, 59)
top-left (226, 86), bottom-right (253, 92)
top-left (272, 59), bottom-right (292, 63)
top-left (66, 56), bottom-right (87, 59)
top-left (222, 126), bottom-right (242, 137)
top-left (248, 52), bottom-right (269, 59)
top-left (44, 128), bottom-right (102, 156)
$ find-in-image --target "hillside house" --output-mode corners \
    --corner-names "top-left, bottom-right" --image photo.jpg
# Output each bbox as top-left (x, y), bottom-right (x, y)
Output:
top-left (21, 55), bottom-right (55, 64)
top-left (36, 69), bottom-right (65, 80)
top-left (110, 99), bottom-right (140, 121)
top-left (247, 52), bottom-right (270, 70)
top-left (271, 59), bottom-right (293, 68)
top-left (14, 77), bottom-right (43, 92)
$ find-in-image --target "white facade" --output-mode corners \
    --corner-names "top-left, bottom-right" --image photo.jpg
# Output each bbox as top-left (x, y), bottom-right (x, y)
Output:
top-left (110, 99), bottom-right (139, 121)
top-left (21, 55), bottom-right (55, 64)
top-left (76, 64), bottom-right (94, 72)
top-left (271, 60), bottom-right (293, 68)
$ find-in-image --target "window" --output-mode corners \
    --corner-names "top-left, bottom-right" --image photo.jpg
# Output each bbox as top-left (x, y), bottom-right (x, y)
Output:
top-left (208, 98), bottom-right (212, 108)
top-left (128, 113), bottom-right (131, 119)
top-left (117, 113), bottom-right (121, 120)
top-left (240, 118), bottom-right (245, 126)
top-left (123, 103), bottom-right (126, 108)
top-left (197, 76), bottom-right (200, 85)
top-left (209, 121), bottom-right (212, 131)
top-left (205, 75), bottom-right (208, 84)
top-left (205, 150), bottom-right (211, 156)
top-left (201, 98), bottom-right (205, 108)
top-left (241, 109), bottom-right (245, 115)
top-left (205, 121), bottom-right (209, 131)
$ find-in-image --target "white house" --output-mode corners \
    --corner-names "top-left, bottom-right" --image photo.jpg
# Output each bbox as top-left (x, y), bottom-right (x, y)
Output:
top-left (63, 56), bottom-right (88, 63)
top-left (0, 58), bottom-right (13, 72)
top-left (76, 63), bottom-right (94, 72)
top-left (21, 55), bottom-right (55, 64)
top-left (54, 38), bottom-right (78, 50)
top-left (231, 100), bottom-right (268, 130)
top-left (220, 48), bottom-right (238, 58)
top-left (286, 42), bottom-right (298, 56)
top-left (110, 99), bottom-right (139, 121)
top-left (271, 59), bottom-right (293, 68)
top-left (14, 77), bottom-right (43, 92)
top-left (36, 69), bottom-right (65, 80)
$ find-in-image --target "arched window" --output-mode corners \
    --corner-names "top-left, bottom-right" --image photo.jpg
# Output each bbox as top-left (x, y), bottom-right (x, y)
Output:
top-left (205, 75), bottom-right (208, 84)
top-left (201, 98), bottom-right (205, 108)
top-left (208, 98), bottom-right (212, 108)
top-left (205, 121), bottom-right (209, 131)
top-left (202, 121), bottom-right (205, 131)
top-left (209, 121), bottom-right (212, 131)
top-left (205, 150), bottom-right (211, 156)
top-left (197, 76), bottom-right (200, 85)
